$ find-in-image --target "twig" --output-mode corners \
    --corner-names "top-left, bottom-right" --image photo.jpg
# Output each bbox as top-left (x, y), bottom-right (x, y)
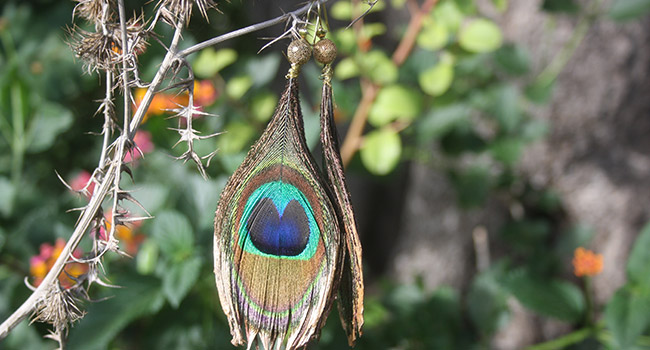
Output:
top-left (0, 0), bottom-right (338, 340)
top-left (0, 161), bottom-right (117, 339)
top-left (98, 71), bottom-right (114, 169)
top-left (177, 0), bottom-right (330, 57)
top-left (118, 0), bottom-right (131, 135)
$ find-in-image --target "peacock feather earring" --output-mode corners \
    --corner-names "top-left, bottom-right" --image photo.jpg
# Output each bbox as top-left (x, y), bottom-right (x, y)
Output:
top-left (213, 38), bottom-right (343, 350)
top-left (314, 33), bottom-right (364, 346)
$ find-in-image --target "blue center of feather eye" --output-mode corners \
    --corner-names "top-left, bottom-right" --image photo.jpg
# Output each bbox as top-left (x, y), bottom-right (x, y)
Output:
top-left (246, 198), bottom-right (309, 256)
top-left (238, 181), bottom-right (320, 259)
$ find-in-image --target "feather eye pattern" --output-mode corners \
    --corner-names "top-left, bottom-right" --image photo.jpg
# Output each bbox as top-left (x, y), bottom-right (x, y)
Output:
top-left (315, 38), bottom-right (364, 346)
top-left (214, 40), bottom-right (342, 350)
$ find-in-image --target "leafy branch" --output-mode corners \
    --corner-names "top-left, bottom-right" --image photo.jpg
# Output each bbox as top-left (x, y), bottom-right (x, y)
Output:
top-left (340, 0), bottom-right (438, 166)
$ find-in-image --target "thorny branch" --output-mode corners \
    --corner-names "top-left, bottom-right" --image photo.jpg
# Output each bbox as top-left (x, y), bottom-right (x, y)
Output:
top-left (0, 0), bottom-right (331, 344)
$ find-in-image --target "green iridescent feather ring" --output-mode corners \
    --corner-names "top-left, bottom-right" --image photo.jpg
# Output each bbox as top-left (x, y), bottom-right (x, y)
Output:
top-left (214, 38), bottom-right (343, 350)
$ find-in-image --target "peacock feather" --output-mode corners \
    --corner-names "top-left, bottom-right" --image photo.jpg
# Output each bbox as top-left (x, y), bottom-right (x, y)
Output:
top-left (214, 39), bottom-right (343, 350)
top-left (315, 38), bottom-right (364, 346)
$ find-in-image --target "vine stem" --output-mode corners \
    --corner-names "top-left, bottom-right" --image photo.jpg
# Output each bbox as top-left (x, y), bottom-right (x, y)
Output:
top-left (340, 0), bottom-right (438, 166)
top-left (0, 0), bottom-right (329, 339)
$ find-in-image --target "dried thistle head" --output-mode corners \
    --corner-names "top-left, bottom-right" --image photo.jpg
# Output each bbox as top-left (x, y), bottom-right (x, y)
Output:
top-left (32, 283), bottom-right (86, 337)
top-left (73, 0), bottom-right (111, 24)
top-left (69, 16), bottom-right (149, 74)
top-left (70, 27), bottom-right (120, 73)
top-left (123, 15), bottom-right (150, 56)
top-left (157, 0), bottom-right (217, 26)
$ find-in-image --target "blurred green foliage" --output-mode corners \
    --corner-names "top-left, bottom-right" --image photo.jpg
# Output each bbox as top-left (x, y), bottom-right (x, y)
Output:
top-left (1, 0), bottom-right (650, 349)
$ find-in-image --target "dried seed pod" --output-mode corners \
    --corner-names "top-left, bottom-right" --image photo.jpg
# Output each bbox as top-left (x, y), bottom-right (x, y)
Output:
top-left (313, 39), bottom-right (337, 65)
top-left (287, 39), bottom-right (311, 66)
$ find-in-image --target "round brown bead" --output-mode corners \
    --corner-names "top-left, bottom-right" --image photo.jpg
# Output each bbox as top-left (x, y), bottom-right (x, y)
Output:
top-left (287, 40), bottom-right (311, 66)
top-left (313, 38), bottom-right (337, 64)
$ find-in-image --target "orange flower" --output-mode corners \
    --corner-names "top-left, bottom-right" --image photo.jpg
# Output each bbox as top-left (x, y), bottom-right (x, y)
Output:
top-left (134, 88), bottom-right (185, 121)
top-left (194, 80), bottom-right (217, 107)
top-left (102, 211), bottom-right (146, 256)
top-left (572, 247), bottom-right (603, 277)
top-left (133, 80), bottom-right (217, 121)
top-left (29, 238), bottom-right (87, 288)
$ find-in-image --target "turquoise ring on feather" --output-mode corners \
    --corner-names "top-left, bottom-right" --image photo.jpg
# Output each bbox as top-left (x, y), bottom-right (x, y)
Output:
top-left (238, 181), bottom-right (320, 260)
top-left (214, 74), bottom-right (341, 349)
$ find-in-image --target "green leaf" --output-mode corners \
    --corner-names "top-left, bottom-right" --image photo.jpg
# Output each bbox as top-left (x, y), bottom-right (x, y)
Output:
top-left (489, 138), bottom-right (524, 165)
top-left (359, 50), bottom-right (398, 85)
top-left (440, 127), bottom-right (486, 155)
top-left (525, 77), bottom-right (555, 104)
top-left (417, 104), bottom-right (470, 143)
top-left (226, 75), bottom-right (253, 100)
top-left (434, 1), bottom-right (464, 33)
top-left (610, 0), bottom-right (650, 21)
top-left (301, 98), bottom-right (320, 150)
top-left (542, 0), bottom-right (579, 13)
top-left (246, 54), bottom-right (280, 87)
top-left (492, 0), bottom-right (509, 12)
top-left (521, 119), bottom-right (549, 141)
top-left (605, 286), bottom-right (650, 349)
top-left (450, 166), bottom-right (491, 208)
top-left (335, 57), bottom-right (360, 80)
top-left (151, 210), bottom-right (194, 261)
top-left (467, 268), bottom-right (510, 336)
top-left (26, 102), bottom-right (73, 153)
top-left (331, 1), bottom-right (353, 20)
top-left (368, 85), bottom-right (423, 127)
top-left (193, 48), bottom-right (237, 78)
top-left (137, 240), bottom-right (159, 275)
top-left (5, 320), bottom-right (48, 350)
top-left (0, 177), bottom-right (15, 217)
top-left (362, 23), bottom-right (387, 39)
top-left (67, 275), bottom-right (165, 350)
top-left (360, 128), bottom-right (402, 175)
top-left (391, 0), bottom-right (407, 8)
top-left (417, 19), bottom-right (449, 50)
top-left (186, 175), bottom-right (226, 229)
top-left (494, 44), bottom-right (531, 76)
top-left (123, 183), bottom-right (169, 215)
top-left (555, 225), bottom-right (594, 258)
top-left (217, 121), bottom-right (256, 154)
top-left (364, 296), bottom-right (390, 328)
top-left (250, 91), bottom-right (277, 122)
top-left (458, 19), bottom-right (503, 53)
top-left (386, 283), bottom-right (427, 315)
top-left (419, 60), bottom-right (454, 96)
top-left (501, 220), bottom-right (550, 254)
top-left (491, 84), bottom-right (522, 133)
top-left (162, 256), bottom-right (202, 308)
top-left (0, 226), bottom-right (5, 252)
top-left (334, 28), bottom-right (357, 54)
top-left (219, 152), bottom-right (247, 174)
top-left (505, 270), bottom-right (585, 322)
top-left (626, 222), bottom-right (650, 286)
top-left (454, 0), bottom-right (477, 14)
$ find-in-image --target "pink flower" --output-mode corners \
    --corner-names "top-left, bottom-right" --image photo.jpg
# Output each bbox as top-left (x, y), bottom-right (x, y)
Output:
top-left (69, 170), bottom-right (95, 198)
top-left (124, 130), bottom-right (154, 163)
top-left (29, 238), bottom-right (87, 288)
